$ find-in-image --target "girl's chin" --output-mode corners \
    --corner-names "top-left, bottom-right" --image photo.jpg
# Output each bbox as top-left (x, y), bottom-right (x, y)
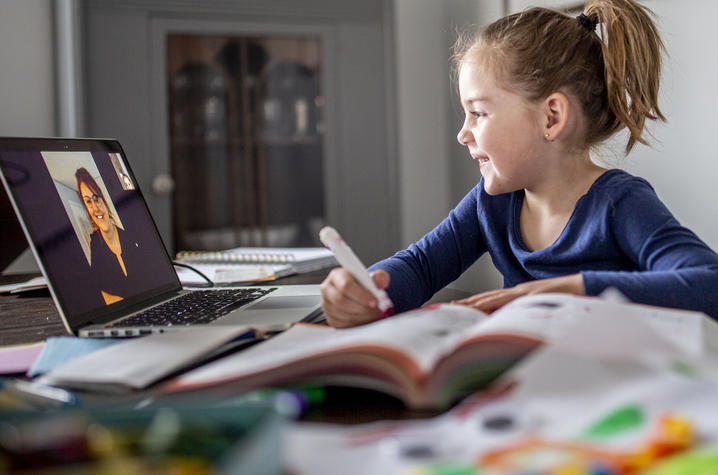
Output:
top-left (481, 178), bottom-right (507, 196)
top-left (482, 185), bottom-right (501, 196)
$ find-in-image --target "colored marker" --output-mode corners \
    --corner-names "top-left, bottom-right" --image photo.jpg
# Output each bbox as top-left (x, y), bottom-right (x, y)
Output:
top-left (319, 226), bottom-right (394, 316)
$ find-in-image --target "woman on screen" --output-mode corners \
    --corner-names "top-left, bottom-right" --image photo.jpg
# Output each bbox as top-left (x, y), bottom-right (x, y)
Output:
top-left (75, 167), bottom-right (137, 305)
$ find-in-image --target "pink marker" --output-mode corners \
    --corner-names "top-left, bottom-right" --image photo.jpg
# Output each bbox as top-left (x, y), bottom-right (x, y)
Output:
top-left (319, 226), bottom-right (394, 317)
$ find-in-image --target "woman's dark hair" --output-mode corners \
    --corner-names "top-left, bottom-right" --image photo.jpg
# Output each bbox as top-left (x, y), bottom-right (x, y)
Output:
top-left (452, 0), bottom-right (665, 153)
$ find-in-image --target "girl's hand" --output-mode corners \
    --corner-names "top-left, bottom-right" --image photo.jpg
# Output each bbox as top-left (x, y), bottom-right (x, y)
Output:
top-left (320, 268), bottom-right (391, 328)
top-left (453, 274), bottom-right (584, 313)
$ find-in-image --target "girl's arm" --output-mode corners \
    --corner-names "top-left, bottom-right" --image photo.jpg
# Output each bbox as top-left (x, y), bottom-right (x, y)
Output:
top-left (582, 181), bottom-right (718, 318)
top-left (370, 184), bottom-right (488, 313)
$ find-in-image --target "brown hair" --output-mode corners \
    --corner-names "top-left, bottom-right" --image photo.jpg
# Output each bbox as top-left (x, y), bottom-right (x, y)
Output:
top-left (75, 167), bottom-right (113, 232)
top-left (452, 0), bottom-right (665, 153)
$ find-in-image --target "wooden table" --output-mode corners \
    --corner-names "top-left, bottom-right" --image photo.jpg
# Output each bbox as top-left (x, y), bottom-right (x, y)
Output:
top-left (0, 273), bottom-right (66, 346)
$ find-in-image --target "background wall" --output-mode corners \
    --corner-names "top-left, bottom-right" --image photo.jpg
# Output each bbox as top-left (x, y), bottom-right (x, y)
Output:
top-left (393, 0), bottom-right (452, 243)
top-left (0, 0), bottom-right (55, 273)
top-left (2, 0), bottom-right (718, 296)
top-left (0, 0), bottom-right (55, 137)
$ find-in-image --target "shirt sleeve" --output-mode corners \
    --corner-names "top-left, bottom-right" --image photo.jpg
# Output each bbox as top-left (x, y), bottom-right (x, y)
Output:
top-left (369, 184), bottom-right (487, 312)
top-left (581, 180), bottom-right (718, 318)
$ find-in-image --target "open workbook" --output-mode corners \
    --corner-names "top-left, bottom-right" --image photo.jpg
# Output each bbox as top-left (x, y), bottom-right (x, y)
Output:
top-left (165, 293), bottom-right (718, 409)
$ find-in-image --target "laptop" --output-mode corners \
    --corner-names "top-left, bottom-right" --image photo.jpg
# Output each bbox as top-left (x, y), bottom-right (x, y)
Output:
top-left (0, 137), bottom-right (323, 337)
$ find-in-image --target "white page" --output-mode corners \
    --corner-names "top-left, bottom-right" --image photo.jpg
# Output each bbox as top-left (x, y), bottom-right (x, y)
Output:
top-left (39, 326), bottom-right (254, 390)
top-left (472, 293), bottom-right (706, 357)
top-left (174, 305), bottom-right (487, 388)
top-left (466, 293), bottom-right (588, 342)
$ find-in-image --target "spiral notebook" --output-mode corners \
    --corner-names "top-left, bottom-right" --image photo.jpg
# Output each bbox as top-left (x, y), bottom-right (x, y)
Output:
top-left (175, 247), bottom-right (337, 284)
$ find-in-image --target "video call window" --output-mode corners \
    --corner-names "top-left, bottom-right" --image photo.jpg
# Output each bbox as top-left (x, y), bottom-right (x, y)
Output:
top-left (42, 151), bottom-right (126, 267)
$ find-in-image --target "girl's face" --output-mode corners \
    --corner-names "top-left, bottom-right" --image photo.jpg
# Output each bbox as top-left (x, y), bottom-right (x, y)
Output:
top-left (80, 182), bottom-right (112, 234)
top-left (456, 61), bottom-right (546, 195)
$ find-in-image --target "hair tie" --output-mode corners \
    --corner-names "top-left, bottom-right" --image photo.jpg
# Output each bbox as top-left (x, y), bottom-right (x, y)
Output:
top-left (576, 13), bottom-right (597, 32)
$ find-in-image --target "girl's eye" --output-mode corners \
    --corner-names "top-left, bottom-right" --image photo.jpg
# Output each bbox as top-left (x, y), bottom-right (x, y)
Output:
top-left (471, 111), bottom-right (485, 118)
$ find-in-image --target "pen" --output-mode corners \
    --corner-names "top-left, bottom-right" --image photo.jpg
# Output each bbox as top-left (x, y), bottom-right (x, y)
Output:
top-left (319, 226), bottom-right (394, 316)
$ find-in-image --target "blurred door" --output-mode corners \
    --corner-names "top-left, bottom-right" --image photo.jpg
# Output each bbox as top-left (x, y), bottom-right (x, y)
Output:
top-left (168, 35), bottom-right (326, 251)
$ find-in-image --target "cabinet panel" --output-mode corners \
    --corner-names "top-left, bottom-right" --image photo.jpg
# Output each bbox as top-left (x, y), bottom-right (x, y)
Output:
top-left (167, 34), bottom-right (325, 250)
top-left (82, 0), bottom-right (398, 262)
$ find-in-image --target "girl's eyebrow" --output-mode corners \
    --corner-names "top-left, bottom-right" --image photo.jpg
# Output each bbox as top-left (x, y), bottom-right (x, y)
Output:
top-left (464, 96), bottom-right (491, 105)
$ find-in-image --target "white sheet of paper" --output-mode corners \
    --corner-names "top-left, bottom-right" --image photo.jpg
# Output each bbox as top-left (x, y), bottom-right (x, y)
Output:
top-left (476, 293), bottom-right (710, 357)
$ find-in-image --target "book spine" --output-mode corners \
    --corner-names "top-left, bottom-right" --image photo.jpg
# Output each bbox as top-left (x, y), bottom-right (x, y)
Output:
top-left (175, 251), bottom-right (294, 265)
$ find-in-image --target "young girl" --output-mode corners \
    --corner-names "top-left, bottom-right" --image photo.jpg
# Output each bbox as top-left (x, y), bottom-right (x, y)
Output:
top-left (320, 0), bottom-right (718, 327)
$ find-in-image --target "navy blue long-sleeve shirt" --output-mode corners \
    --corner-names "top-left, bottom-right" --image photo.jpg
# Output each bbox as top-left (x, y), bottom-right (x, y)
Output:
top-left (370, 170), bottom-right (718, 318)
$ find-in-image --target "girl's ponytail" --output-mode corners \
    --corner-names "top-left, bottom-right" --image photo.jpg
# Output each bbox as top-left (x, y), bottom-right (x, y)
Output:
top-left (584, 0), bottom-right (666, 152)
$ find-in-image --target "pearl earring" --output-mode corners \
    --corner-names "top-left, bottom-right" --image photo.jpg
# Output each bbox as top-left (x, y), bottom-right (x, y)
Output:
top-left (545, 132), bottom-right (550, 139)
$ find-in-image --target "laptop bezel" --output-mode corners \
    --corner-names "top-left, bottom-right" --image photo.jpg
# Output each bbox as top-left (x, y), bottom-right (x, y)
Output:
top-left (0, 137), bottom-right (182, 334)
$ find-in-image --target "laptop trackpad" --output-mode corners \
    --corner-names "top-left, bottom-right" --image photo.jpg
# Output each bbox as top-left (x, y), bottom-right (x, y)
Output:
top-left (249, 295), bottom-right (319, 310)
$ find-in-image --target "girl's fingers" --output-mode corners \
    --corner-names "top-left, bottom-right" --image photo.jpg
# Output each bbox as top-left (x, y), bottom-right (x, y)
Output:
top-left (453, 289), bottom-right (520, 313)
top-left (320, 268), bottom-right (383, 327)
top-left (326, 268), bottom-right (377, 307)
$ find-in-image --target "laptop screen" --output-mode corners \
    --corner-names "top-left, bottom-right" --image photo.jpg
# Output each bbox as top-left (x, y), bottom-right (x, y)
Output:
top-left (0, 138), bottom-right (180, 331)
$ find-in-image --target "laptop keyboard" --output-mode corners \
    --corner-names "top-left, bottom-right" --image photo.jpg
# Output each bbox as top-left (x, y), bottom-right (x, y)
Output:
top-left (107, 288), bottom-right (277, 328)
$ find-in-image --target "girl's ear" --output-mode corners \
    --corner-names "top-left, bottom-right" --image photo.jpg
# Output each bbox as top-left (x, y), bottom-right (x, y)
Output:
top-left (543, 92), bottom-right (570, 141)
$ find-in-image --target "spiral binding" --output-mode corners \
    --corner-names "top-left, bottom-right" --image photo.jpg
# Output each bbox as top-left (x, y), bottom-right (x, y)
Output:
top-left (176, 250), bottom-right (296, 264)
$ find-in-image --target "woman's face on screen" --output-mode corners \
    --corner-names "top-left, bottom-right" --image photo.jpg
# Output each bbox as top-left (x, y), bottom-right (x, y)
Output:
top-left (80, 182), bottom-right (112, 234)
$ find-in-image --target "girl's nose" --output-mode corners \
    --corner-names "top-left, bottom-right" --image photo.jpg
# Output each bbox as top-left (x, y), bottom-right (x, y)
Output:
top-left (457, 126), bottom-right (472, 145)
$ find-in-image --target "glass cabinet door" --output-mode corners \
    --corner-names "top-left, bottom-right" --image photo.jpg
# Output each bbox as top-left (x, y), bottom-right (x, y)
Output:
top-left (167, 34), bottom-right (325, 251)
